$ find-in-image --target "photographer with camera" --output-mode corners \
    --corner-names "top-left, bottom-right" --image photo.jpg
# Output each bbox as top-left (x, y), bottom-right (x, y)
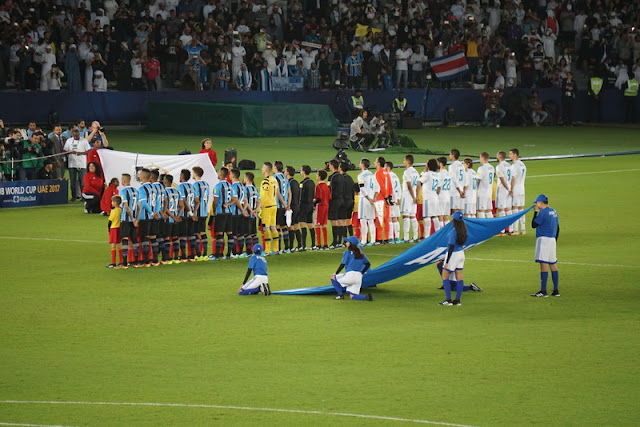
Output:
top-left (482, 88), bottom-right (506, 127)
top-left (19, 132), bottom-right (44, 181)
top-left (88, 121), bottom-right (109, 148)
top-left (1, 126), bottom-right (22, 181)
top-left (349, 110), bottom-right (374, 151)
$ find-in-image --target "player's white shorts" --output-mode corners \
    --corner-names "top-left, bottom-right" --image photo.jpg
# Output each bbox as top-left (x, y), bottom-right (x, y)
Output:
top-left (241, 274), bottom-right (269, 291)
top-left (389, 204), bottom-right (400, 218)
top-left (464, 198), bottom-right (477, 215)
top-left (423, 196), bottom-right (439, 217)
top-left (512, 192), bottom-right (525, 207)
top-left (358, 199), bottom-right (376, 220)
top-left (438, 195), bottom-right (450, 216)
top-left (444, 251), bottom-right (465, 272)
top-left (401, 196), bottom-right (416, 216)
top-left (535, 236), bottom-right (557, 264)
top-left (336, 271), bottom-right (363, 295)
top-left (495, 188), bottom-right (512, 209)
top-left (477, 194), bottom-right (492, 211)
top-left (451, 194), bottom-right (465, 210)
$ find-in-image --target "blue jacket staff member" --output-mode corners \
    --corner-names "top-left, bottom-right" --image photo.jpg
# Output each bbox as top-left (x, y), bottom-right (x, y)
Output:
top-left (331, 236), bottom-right (373, 301)
top-left (439, 211), bottom-right (468, 306)
top-left (530, 194), bottom-right (560, 297)
top-left (238, 244), bottom-right (271, 295)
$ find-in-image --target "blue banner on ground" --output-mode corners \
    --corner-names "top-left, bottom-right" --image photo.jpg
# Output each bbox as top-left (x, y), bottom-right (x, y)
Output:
top-left (273, 207), bottom-right (533, 295)
top-left (0, 179), bottom-right (69, 208)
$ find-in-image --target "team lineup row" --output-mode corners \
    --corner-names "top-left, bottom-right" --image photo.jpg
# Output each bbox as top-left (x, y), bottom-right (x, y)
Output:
top-left (104, 148), bottom-right (526, 268)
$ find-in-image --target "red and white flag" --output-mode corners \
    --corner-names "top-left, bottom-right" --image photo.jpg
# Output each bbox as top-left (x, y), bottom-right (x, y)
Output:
top-left (429, 51), bottom-right (469, 81)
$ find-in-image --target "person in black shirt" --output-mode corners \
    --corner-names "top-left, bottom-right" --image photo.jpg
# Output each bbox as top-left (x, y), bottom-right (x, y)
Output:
top-left (339, 162), bottom-right (355, 238)
top-left (285, 166), bottom-right (302, 252)
top-left (298, 165), bottom-right (316, 250)
top-left (327, 159), bottom-right (344, 248)
top-left (36, 159), bottom-right (55, 180)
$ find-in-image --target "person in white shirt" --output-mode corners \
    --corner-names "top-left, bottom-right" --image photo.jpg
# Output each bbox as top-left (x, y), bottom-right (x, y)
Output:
top-left (462, 158), bottom-right (478, 218)
top-left (448, 149), bottom-right (465, 214)
top-left (40, 45), bottom-right (56, 91)
top-left (395, 42), bottom-right (413, 90)
top-left (357, 158), bottom-right (380, 245)
top-left (46, 64), bottom-right (64, 90)
top-left (493, 69), bottom-right (505, 89)
top-left (409, 45), bottom-right (427, 87)
top-left (384, 161), bottom-right (402, 243)
top-left (475, 152), bottom-right (494, 219)
top-left (437, 157), bottom-right (451, 226)
top-left (231, 39), bottom-right (246, 81)
top-left (349, 110), bottom-right (374, 151)
top-left (495, 150), bottom-right (512, 234)
top-left (419, 158), bottom-right (441, 235)
top-left (63, 128), bottom-right (92, 201)
top-left (301, 46), bottom-right (318, 70)
top-left (401, 154), bottom-right (420, 242)
top-left (179, 27), bottom-right (193, 46)
top-left (93, 70), bottom-right (107, 91)
top-left (203, 0), bottom-right (217, 20)
top-left (509, 148), bottom-right (527, 234)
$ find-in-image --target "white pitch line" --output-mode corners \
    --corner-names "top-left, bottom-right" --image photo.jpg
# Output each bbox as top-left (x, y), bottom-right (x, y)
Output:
top-left (527, 168), bottom-right (640, 178)
top-left (0, 423), bottom-right (79, 427)
top-left (0, 236), bottom-right (103, 244)
top-left (0, 400), bottom-right (476, 427)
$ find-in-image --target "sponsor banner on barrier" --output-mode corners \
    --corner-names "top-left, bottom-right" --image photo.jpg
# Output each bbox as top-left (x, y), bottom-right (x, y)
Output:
top-left (0, 179), bottom-right (69, 208)
top-left (272, 76), bottom-right (304, 91)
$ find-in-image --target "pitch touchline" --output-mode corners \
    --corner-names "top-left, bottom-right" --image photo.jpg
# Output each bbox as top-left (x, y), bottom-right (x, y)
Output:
top-left (0, 400), bottom-right (476, 427)
top-left (527, 168), bottom-right (640, 178)
top-left (0, 236), bottom-right (104, 244)
top-left (0, 423), bottom-right (78, 427)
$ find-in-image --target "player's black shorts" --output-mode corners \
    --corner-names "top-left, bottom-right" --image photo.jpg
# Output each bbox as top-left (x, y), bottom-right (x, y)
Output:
top-left (289, 207), bottom-right (300, 225)
top-left (163, 221), bottom-right (177, 237)
top-left (328, 199), bottom-right (344, 221)
top-left (276, 207), bottom-right (287, 227)
top-left (299, 205), bottom-right (314, 224)
top-left (243, 216), bottom-right (257, 235)
top-left (196, 216), bottom-right (207, 234)
top-left (231, 214), bottom-right (242, 235)
top-left (214, 214), bottom-right (232, 233)
top-left (138, 219), bottom-right (152, 237)
top-left (120, 221), bottom-right (137, 240)
top-left (178, 218), bottom-right (193, 236)
top-left (150, 219), bottom-right (162, 236)
top-left (342, 202), bottom-right (354, 220)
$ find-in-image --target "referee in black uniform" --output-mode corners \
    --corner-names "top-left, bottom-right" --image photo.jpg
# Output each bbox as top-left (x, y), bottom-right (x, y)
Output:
top-left (285, 166), bottom-right (301, 252)
top-left (298, 165), bottom-right (316, 250)
top-left (339, 162), bottom-right (355, 238)
top-left (328, 159), bottom-right (344, 248)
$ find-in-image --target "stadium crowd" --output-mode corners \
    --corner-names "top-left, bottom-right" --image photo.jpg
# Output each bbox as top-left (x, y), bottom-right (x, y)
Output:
top-left (102, 146), bottom-right (527, 269)
top-left (0, 0), bottom-right (638, 92)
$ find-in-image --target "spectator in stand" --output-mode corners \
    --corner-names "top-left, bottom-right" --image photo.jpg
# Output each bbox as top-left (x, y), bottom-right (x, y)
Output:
top-left (395, 42), bottom-right (412, 90)
top-left (561, 72), bottom-right (577, 126)
top-left (199, 138), bottom-right (218, 168)
top-left (145, 55), bottom-right (161, 91)
top-left (470, 56), bottom-right (489, 90)
top-left (82, 161), bottom-right (105, 214)
top-left (92, 70), bottom-right (108, 92)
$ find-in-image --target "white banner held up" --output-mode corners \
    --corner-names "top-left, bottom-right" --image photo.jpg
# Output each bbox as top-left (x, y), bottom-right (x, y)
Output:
top-left (97, 150), bottom-right (218, 198)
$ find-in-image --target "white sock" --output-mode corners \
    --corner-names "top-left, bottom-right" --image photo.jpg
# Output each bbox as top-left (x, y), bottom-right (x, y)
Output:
top-left (477, 211), bottom-right (486, 218)
top-left (367, 220), bottom-right (376, 242)
top-left (444, 220), bottom-right (450, 226)
top-left (519, 212), bottom-right (526, 232)
top-left (424, 219), bottom-right (431, 235)
top-left (403, 218), bottom-right (410, 240)
top-left (394, 222), bottom-right (400, 239)
top-left (498, 210), bottom-right (506, 218)
top-left (411, 218), bottom-right (419, 240)
top-left (432, 217), bottom-right (441, 232)
top-left (469, 214), bottom-right (476, 218)
top-left (486, 211), bottom-right (494, 218)
top-left (361, 220), bottom-right (368, 245)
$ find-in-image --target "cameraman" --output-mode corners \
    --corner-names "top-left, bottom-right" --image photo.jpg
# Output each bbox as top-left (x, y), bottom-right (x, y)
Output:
top-left (88, 121), bottom-right (109, 148)
top-left (369, 113), bottom-right (390, 148)
top-left (349, 110), bottom-right (374, 151)
top-left (1, 128), bottom-right (22, 181)
top-left (482, 89), bottom-right (506, 127)
top-left (19, 132), bottom-right (44, 181)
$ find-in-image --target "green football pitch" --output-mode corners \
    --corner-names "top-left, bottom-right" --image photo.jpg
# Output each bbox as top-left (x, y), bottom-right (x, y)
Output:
top-left (1, 127), bottom-right (639, 426)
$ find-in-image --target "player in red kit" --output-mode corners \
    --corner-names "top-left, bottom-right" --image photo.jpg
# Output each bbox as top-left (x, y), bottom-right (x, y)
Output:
top-left (314, 169), bottom-right (331, 249)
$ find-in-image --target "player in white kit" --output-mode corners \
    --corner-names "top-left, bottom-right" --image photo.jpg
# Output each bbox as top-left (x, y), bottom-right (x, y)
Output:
top-left (437, 157), bottom-right (451, 226)
top-left (419, 158), bottom-right (442, 235)
top-left (401, 155), bottom-right (420, 242)
top-left (462, 158), bottom-right (478, 218)
top-left (495, 151), bottom-right (512, 234)
top-left (385, 161), bottom-right (402, 243)
top-left (448, 149), bottom-right (465, 214)
top-left (357, 158), bottom-right (380, 245)
top-left (476, 152), bottom-right (495, 218)
top-left (509, 148), bottom-right (527, 234)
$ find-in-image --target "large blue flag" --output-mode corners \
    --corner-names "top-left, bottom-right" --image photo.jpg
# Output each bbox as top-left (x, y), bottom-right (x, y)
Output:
top-left (273, 208), bottom-right (532, 295)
